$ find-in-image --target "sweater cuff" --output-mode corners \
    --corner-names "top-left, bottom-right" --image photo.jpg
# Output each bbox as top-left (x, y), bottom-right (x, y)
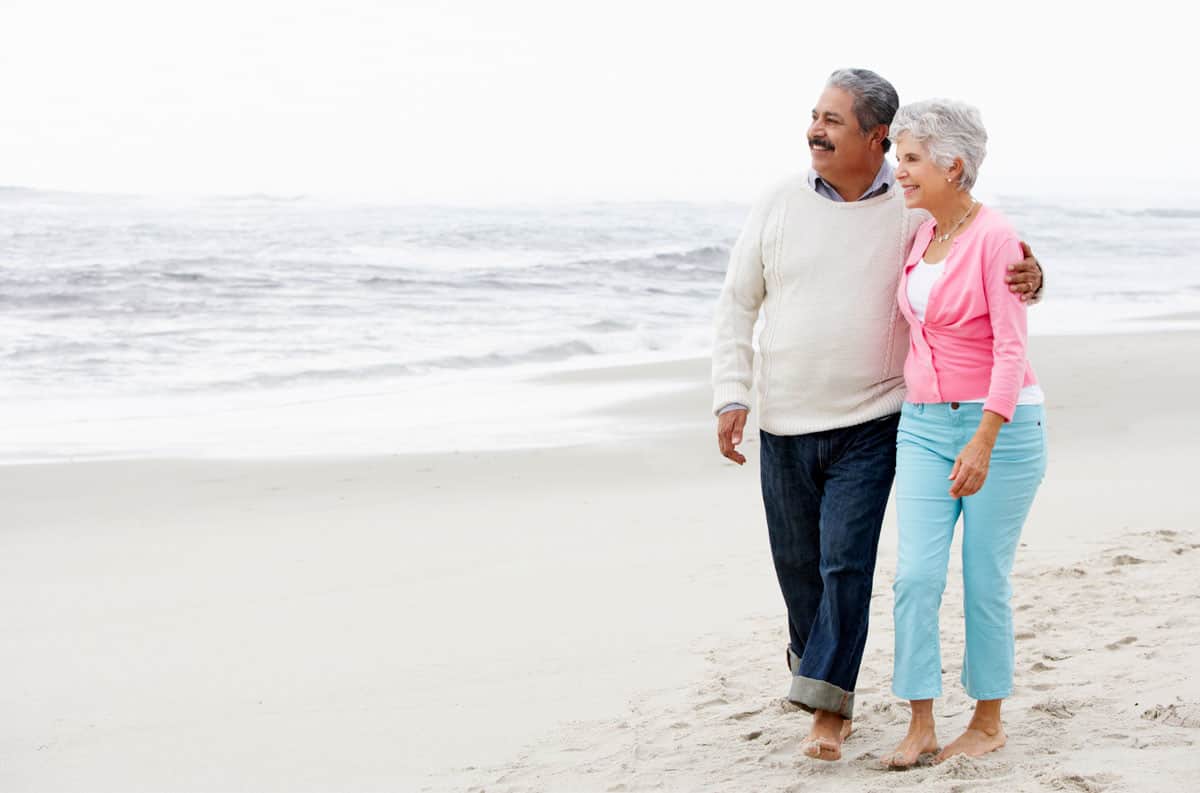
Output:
top-left (712, 383), bottom-right (751, 417)
top-left (982, 396), bottom-right (1016, 423)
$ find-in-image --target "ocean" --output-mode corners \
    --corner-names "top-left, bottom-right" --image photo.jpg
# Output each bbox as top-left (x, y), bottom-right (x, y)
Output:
top-left (3, 186), bottom-right (1198, 462)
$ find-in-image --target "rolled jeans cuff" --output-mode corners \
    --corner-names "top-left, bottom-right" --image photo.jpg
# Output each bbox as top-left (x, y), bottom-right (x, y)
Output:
top-left (786, 646), bottom-right (855, 719)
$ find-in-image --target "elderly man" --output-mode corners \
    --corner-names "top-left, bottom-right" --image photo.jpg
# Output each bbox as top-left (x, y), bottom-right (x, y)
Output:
top-left (711, 68), bottom-right (1042, 761)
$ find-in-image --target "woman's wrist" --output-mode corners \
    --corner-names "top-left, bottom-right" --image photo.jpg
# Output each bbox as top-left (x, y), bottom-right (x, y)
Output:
top-left (972, 431), bottom-right (998, 448)
top-left (975, 411), bottom-right (1005, 444)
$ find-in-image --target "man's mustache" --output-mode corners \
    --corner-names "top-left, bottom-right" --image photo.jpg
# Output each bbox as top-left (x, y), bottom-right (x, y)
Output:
top-left (808, 137), bottom-right (835, 151)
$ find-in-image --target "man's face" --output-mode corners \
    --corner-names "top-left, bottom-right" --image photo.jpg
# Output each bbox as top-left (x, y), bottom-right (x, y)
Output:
top-left (807, 85), bottom-right (874, 177)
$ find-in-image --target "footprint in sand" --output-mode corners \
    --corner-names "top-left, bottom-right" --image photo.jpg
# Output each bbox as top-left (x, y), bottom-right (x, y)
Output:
top-left (778, 698), bottom-right (804, 713)
top-left (932, 753), bottom-right (1011, 781)
top-left (1031, 661), bottom-right (1056, 672)
top-left (1032, 697), bottom-right (1080, 718)
top-left (1038, 771), bottom-right (1121, 792)
top-left (759, 734), bottom-right (803, 760)
top-left (1105, 635), bottom-right (1137, 650)
top-left (694, 697), bottom-right (728, 710)
top-left (1112, 554), bottom-right (1147, 566)
top-left (1141, 703), bottom-right (1200, 728)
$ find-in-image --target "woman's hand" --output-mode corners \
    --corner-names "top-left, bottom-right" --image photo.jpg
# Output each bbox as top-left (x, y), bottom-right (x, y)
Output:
top-left (949, 411), bottom-right (1005, 497)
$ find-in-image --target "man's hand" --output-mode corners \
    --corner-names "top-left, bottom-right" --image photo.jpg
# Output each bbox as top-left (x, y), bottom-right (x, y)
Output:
top-left (717, 408), bottom-right (749, 465)
top-left (1006, 241), bottom-right (1043, 303)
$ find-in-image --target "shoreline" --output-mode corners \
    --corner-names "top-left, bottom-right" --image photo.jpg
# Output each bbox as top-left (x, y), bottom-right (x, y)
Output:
top-left (7, 319), bottom-right (1200, 468)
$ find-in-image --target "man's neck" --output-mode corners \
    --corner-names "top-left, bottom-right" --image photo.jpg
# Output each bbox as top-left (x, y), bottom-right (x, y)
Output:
top-left (818, 156), bottom-right (887, 202)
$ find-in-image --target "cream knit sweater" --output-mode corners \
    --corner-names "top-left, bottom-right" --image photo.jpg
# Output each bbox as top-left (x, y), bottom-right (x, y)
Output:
top-left (711, 175), bottom-right (926, 435)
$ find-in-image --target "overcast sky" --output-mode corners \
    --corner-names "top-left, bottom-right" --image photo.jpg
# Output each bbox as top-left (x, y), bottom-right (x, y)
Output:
top-left (1, 0), bottom-right (1194, 205)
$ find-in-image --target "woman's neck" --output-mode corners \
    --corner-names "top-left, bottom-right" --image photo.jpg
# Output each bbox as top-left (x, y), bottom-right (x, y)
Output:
top-left (929, 192), bottom-right (978, 234)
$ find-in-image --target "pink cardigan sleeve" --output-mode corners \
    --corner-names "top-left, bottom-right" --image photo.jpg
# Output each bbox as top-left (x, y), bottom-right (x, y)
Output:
top-left (981, 235), bottom-right (1029, 421)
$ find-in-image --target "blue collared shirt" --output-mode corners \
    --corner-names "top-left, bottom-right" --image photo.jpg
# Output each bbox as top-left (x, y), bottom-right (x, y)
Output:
top-left (806, 160), bottom-right (894, 202)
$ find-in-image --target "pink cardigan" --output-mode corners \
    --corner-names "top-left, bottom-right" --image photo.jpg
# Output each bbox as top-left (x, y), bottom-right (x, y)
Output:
top-left (897, 205), bottom-right (1038, 421)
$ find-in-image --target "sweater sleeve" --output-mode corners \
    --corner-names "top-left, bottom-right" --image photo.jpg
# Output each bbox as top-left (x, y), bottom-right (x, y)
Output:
top-left (982, 234), bottom-right (1030, 421)
top-left (711, 187), bottom-right (775, 415)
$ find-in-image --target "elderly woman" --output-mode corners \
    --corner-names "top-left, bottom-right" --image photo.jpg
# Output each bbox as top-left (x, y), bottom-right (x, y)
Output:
top-left (881, 99), bottom-right (1047, 768)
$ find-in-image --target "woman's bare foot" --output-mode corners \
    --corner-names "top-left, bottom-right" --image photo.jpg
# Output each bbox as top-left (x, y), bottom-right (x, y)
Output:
top-left (936, 699), bottom-right (1006, 763)
top-left (880, 721), bottom-right (939, 769)
top-left (934, 723), bottom-right (1006, 763)
top-left (801, 709), bottom-right (845, 761)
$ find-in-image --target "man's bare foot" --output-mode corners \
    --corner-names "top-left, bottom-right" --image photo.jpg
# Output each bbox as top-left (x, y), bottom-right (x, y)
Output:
top-left (801, 709), bottom-right (845, 761)
top-left (934, 723), bottom-right (1006, 763)
top-left (880, 723), bottom-right (939, 769)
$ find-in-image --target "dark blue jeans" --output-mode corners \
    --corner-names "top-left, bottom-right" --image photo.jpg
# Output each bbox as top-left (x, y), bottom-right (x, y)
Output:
top-left (759, 413), bottom-right (899, 719)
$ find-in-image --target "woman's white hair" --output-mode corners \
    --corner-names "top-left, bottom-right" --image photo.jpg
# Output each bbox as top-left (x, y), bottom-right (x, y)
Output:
top-left (890, 99), bottom-right (988, 191)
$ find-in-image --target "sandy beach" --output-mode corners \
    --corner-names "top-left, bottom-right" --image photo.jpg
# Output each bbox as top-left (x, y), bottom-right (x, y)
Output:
top-left (3, 330), bottom-right (1199, 792)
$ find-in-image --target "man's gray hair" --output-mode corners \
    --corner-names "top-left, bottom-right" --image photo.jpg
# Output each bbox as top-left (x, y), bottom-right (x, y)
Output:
top-left (890, 99), bottom-right (989, 191)
top-left (826, 68), bottom-right (900, 153)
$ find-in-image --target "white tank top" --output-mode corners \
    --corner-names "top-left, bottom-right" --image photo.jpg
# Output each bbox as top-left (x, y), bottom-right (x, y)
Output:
top-left (906, 259), bottom-right (944, 324)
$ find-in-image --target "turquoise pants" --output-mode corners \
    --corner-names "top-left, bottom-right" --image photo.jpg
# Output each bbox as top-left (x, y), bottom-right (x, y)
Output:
top-left (892, 401), bottom-right (1047, 701)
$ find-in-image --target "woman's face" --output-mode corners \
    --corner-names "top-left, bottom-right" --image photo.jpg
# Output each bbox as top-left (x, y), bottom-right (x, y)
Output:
top-left (894, 133), bottom-right (957, 210)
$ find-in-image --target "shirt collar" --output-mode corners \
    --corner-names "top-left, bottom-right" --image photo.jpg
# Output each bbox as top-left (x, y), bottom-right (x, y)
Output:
top-left (808, 160), bottom-right (894, 202)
